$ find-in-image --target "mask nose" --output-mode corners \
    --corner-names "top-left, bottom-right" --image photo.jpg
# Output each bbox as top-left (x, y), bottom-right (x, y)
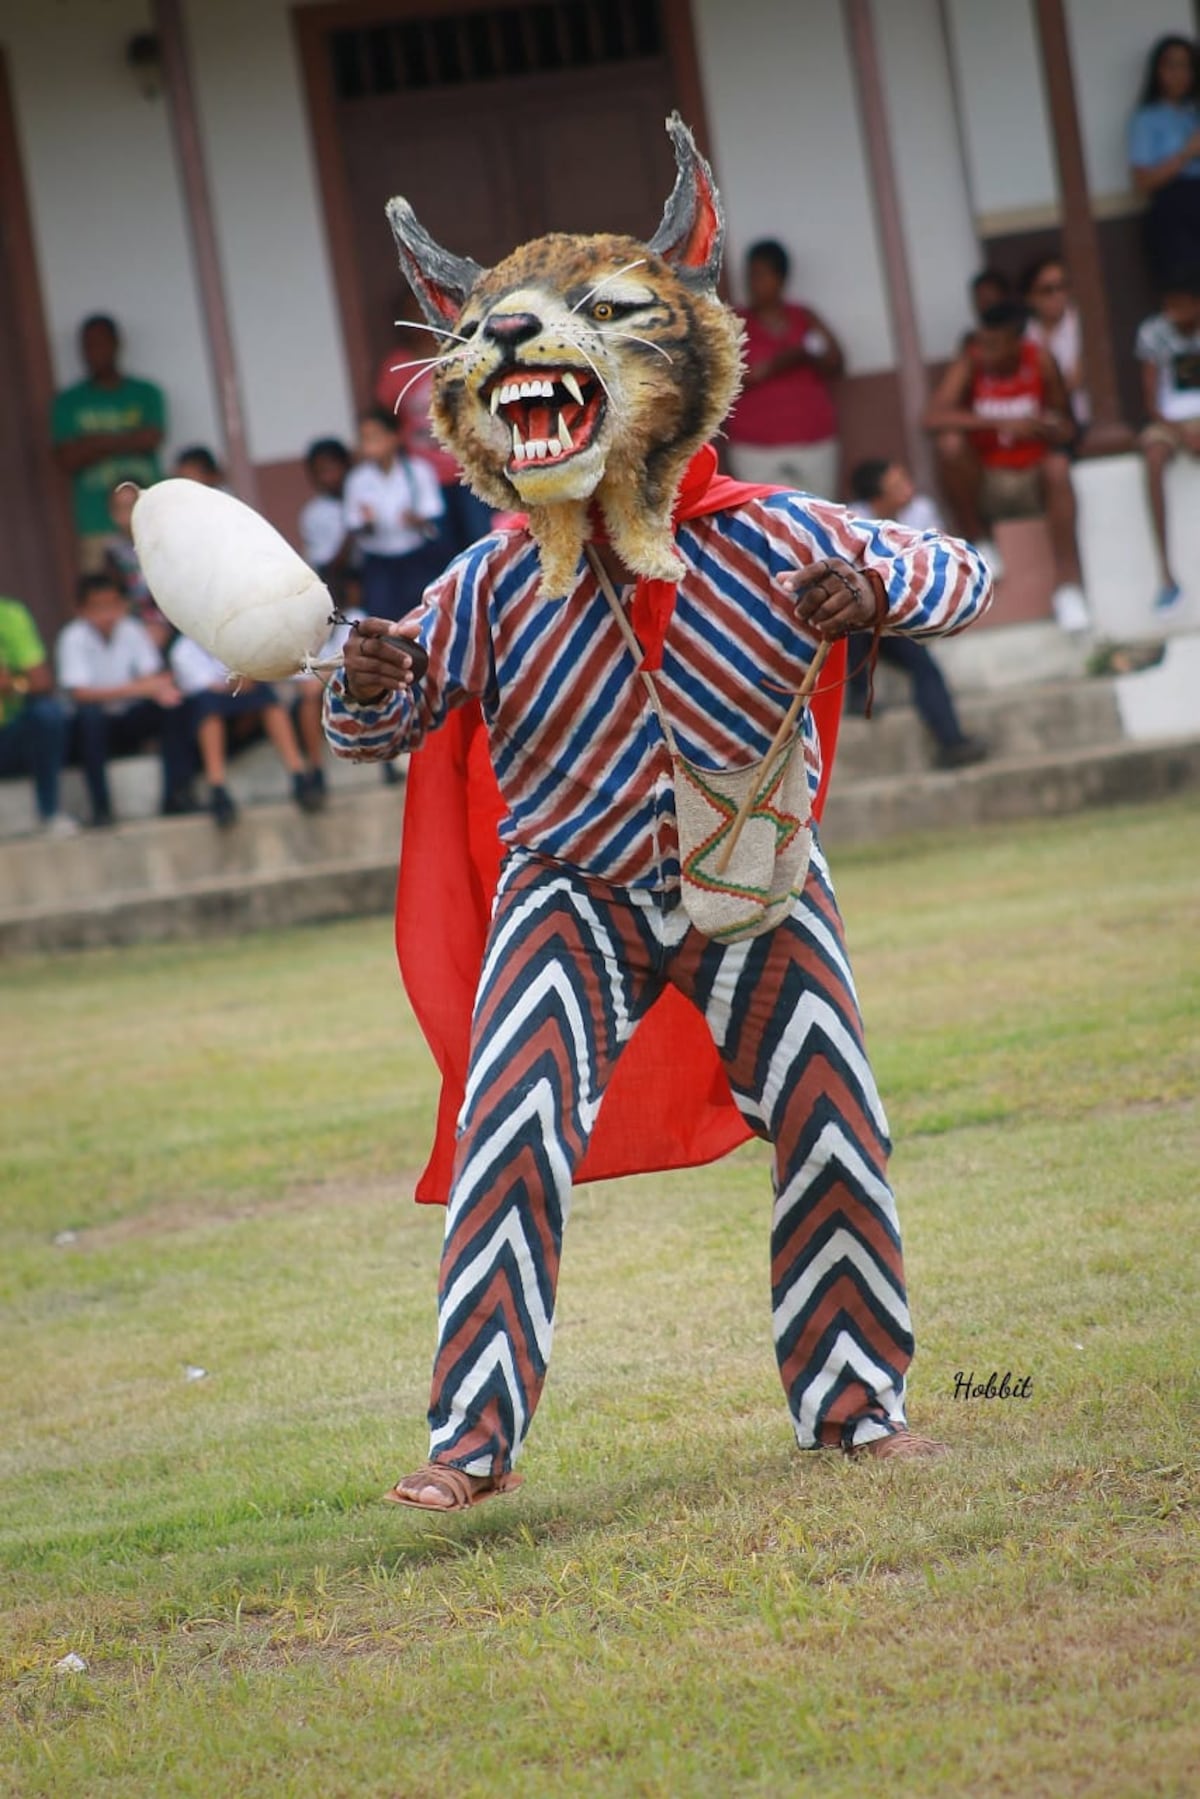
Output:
top-left (483, 311), bottom-right (542, 347)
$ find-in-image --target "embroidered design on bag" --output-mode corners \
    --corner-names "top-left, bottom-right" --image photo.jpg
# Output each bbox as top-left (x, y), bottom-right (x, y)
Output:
top-left (678, 757), bottom-right (808, 899)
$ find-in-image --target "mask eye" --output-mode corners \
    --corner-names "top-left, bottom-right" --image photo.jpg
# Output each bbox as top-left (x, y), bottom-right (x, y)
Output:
top-left (591, 300), bottom-right (614, 322)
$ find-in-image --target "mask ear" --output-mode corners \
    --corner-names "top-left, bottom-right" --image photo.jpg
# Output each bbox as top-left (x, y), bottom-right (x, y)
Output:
top-left (647, 113), bottom-right (725, 289)
top-left (386, 197), bottom-right (485, 327)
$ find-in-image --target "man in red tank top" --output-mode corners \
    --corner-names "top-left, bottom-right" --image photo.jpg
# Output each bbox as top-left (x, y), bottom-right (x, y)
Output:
top-left (924, 301), bottom-right (1089, 632)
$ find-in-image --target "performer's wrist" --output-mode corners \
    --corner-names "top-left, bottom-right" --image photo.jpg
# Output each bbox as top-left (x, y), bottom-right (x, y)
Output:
top-left (864, 569), bottom-right (890, 630)
top-left (342, 672), bottom-right (389, 706)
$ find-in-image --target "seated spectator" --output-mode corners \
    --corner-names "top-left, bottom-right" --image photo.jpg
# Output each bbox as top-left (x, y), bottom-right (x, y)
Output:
top-left (289, 608), bottom-right (365, 805)
top-left (1129, 35), bottom-right (1200, 283)
top-left (0, 596), bottom-right (74, 836)
top-left (725, 238), bottom-right (844, 497)
top-left (971, 267), bottom-right (1014, 322)
top-left (924, 301), bottom-right (1090, 633)
top-left (51, 313), bottom-right (165, 574)
top-left (1021, 256), bottom-right (1090, 435)
top-left (169, 634), bottom-right (321, 829)
top-left (103, 481), bottom-right (171, 648)
top-left (174, 444), bottom-right (223, 487)
top-left (299, 437), bottom-right (359, 609)
top-left (959, 268), bottom-right (1018, 352)
top-left (846, 460), bottom-right (987, 770)
top-left (295, 437), bottom-right (371, 801)
top-left (56, 573), bottom-right (195, 828)
top-left (344, 410), bottom-right (444, 622)
top-left (377, 289), bottom-right (494, 559)
top-left (1136, 267), bottom-right (1200, 611)
top-left (851, 457), bottom-right (943, 535)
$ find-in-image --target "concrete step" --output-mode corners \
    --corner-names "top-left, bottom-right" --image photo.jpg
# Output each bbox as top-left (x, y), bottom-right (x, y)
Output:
top-left (0, 738), bottom-right (398, 841)
top-left (0, 859), bottom-right (398, 956)
top-left (822, 734), bottom-right (1200, 845)
top-left (932, 619), bottom-right (1088, 690)
top-left (1114, 632), bottom-right (1200, 741)
top-left (836, 674), bottom-right (1123, 779)
top-left (1073, 452), bottom-right (1200, 642)
top-left (3, 732), bottom-right (1198, 956)
top-left (0, 671), bottom-right (1126, 841)
top-left (0, 787), bottom-right (403, 918)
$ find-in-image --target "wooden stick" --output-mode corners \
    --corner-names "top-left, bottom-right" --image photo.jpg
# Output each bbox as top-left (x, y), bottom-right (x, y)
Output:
top-left (715, 639), bottom-right (831, 875)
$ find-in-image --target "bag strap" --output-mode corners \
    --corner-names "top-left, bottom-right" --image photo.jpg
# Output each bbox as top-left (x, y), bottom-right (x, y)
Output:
top-left (585, 546), bottom-right (682, 758)
top-left (859, 570), bottom-right (890, 719)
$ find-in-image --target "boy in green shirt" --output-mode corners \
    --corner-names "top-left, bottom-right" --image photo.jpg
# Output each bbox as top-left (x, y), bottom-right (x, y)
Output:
top-left (0, 597), bottom-right (75, 835)
top-left (51, 314), bottom-right (165, 570)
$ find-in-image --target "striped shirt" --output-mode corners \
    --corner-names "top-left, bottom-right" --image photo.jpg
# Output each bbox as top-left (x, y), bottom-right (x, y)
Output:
top-left (323, 493), bottom-right (990, 890)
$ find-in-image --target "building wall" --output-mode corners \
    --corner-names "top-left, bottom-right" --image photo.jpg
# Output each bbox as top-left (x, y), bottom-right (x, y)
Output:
top-left (0, 0), bottom-right (354, 494)
top-left (3, 0), bottom-right (1190, 517)
top-left (1066, 0), bottom-right (1196, 205)
top-left (870, 0), bottom-right (979, 363)
top-left (0, 0), bottom-right (220, 459)
top-left (946, 0), bottom-right (1194, 228)
top-left (944, 0), bottom-right (1056, 225)
top-left (691, 0), bottom-right (896, 372)
top-left (183, 0), bottom-right (354, 464)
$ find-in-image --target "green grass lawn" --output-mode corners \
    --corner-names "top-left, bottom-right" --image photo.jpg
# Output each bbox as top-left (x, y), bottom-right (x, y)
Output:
top-left (1, 799), bottom-right (1198, 1797)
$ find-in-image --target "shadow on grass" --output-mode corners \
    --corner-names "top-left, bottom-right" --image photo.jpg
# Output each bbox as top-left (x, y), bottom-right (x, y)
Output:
top-left (313, 1443), bottom-right (952, 1578)
top-left (12, 1431), bottom-right (1002, 1592)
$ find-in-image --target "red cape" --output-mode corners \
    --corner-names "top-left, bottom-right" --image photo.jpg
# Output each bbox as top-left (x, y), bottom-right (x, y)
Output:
top-left (395, 446), bottom-right (846, 1203)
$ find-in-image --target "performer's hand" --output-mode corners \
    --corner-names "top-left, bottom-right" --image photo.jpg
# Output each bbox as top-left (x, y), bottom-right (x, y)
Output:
top-left (1002, 416), bottom-right (1045, 441)
top-left (342, 618), bottom-right (428, 704)
top-left (780, 557), bottom-right (880, 639)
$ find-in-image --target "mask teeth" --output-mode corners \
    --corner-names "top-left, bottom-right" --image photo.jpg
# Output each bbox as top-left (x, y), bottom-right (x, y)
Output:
top-left (563, 372), bottom-right (584, 406)
top-left (557, 412), bottom-right (574, 453)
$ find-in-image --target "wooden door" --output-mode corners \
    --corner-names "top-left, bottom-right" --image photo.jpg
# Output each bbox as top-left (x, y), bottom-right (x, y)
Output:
top-left (301, 0), bottom-right (687, 393)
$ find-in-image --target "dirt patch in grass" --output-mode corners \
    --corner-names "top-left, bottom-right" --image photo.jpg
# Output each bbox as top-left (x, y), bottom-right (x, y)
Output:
top-left (70, 1175), bottom-right (420, 1251)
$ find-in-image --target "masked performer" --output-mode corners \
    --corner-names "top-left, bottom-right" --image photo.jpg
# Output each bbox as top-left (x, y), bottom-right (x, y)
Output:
top-left (324, 119), bottom-right (991, 1511)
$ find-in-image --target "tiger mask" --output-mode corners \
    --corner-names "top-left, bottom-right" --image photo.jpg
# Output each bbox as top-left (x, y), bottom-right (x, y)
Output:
top-left (386, 115), bottom-right (744, 599)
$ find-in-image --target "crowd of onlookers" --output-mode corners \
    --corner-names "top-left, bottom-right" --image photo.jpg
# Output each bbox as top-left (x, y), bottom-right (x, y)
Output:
top-left (724, 222), bottom-right (1200, 719)
top-left (717, 36), bottom-right (1200, 750)
top-left (925, 253), bottom-right (1200, 626)
top-left (3, 30), bottom-right (1199, 836)
top-left (0, 307), bottom-right (495, 837)
top-left (726, 32), bottom-right (1200, 641)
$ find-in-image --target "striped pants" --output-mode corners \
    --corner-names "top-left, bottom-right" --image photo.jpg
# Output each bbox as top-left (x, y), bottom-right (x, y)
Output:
top-left (428, 847), bottom-right (913, 1473)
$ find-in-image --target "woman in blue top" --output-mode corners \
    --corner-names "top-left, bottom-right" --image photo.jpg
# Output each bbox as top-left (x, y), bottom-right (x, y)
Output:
top-left (1130, 35), bottom-right (1200, 281)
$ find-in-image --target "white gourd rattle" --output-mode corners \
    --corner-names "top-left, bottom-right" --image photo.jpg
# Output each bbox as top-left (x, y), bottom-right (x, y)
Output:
top-left (129, 479), bottom-right (346, 681)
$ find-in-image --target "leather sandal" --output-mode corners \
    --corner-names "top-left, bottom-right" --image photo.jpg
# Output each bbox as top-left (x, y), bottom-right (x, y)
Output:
top-left (383, 1461), bottom-right (523, 1511)
top-left (844, 1429), bottom-right (949, 1461)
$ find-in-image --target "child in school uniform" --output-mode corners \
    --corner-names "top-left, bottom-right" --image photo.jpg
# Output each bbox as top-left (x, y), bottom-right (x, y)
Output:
top-left (343, 410), bottom-right (444, 622)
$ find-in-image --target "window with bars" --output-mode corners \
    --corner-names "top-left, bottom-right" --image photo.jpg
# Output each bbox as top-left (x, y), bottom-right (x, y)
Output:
top-left (330, 0), bottom-right (665, 99)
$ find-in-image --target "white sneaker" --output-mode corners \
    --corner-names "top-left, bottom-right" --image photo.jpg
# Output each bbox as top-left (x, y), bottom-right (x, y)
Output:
top-left (976, 538), bottom-right (1005, 581)
top-left (1052, 583), bottom-right (1091, 635)
top-left (40, 813), bottom-right (81, 839)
